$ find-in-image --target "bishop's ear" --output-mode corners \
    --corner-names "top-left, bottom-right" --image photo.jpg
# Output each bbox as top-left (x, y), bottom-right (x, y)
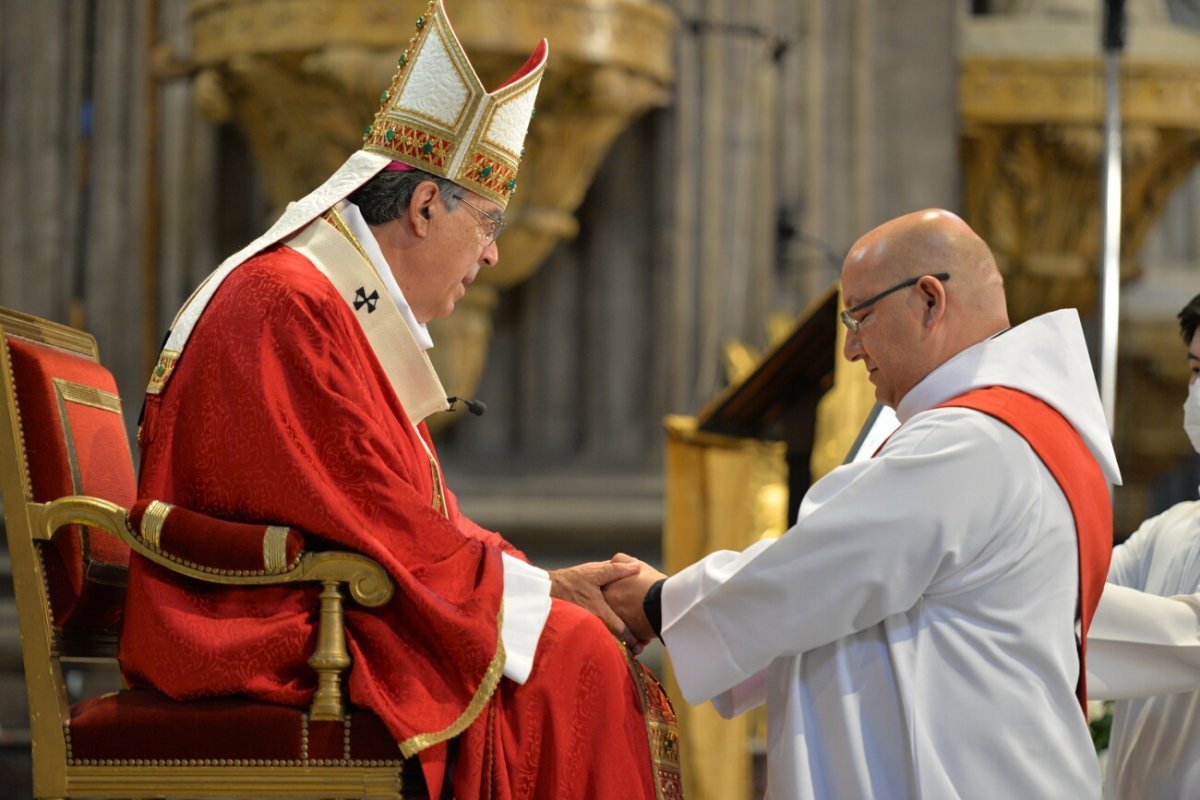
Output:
top-left (408, 180), bottom-right (440, 235)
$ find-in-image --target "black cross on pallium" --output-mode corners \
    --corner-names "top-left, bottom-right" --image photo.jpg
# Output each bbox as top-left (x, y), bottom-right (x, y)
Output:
top-left (353, 286), bottom-right (380, 314)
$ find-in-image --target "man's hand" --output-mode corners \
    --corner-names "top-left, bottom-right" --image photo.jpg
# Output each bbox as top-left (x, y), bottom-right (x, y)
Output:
top-left (549, 560), bottom-right (641, 648)
top-left (603, 553), bottom-right (667, 644)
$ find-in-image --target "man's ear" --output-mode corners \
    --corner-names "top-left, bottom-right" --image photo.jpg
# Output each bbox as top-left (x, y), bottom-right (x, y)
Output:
top-left (919, 275), bottom-right (948, 326)
top-left (407, 180), bottom-right (441, 237)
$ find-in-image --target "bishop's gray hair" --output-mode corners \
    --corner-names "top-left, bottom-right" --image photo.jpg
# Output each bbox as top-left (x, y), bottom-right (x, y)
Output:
top-left (347, 168), bottom-right (462, 226)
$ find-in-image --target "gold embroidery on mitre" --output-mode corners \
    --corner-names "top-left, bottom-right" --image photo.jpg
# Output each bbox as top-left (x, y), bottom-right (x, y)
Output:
top-left (361, 0), bottom-right (547, 209)
top-left (140, 500), bottom-right (174, 550)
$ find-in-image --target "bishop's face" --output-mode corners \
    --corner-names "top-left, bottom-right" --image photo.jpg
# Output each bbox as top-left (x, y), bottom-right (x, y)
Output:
top-left (404, 189), bottom-right (501, 323)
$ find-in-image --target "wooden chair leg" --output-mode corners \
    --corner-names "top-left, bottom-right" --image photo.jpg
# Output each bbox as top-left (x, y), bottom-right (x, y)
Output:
top-left (308, 579), bottom-right (351, 721)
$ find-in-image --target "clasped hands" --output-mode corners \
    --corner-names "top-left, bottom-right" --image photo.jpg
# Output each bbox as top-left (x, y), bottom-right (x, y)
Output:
top-left (549, 553), bottom-right (666, 655)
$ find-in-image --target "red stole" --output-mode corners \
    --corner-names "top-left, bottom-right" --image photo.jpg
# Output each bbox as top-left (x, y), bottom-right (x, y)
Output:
top-left (934, 386), bottom-right (1111, 716)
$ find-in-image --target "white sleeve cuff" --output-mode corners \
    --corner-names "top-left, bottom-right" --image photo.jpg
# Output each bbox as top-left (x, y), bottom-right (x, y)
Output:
top-left (1087, 583), bottom-right (1200, 699)
top-left (661, 567), bottom-right (750, 704)
top-left (499, 553), bottom-right (552, 684)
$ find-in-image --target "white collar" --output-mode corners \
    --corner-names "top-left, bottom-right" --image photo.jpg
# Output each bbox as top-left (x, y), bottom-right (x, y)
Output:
top-left (896, 309), bottom-right (1121, 485)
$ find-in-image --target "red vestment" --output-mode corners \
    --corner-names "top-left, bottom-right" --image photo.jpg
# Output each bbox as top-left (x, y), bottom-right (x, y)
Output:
top-left (121, 243), bottom-right (680, 798)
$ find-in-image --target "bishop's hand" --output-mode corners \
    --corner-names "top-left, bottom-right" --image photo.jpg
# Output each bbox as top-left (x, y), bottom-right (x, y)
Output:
top-left (549, 560), bottom-right (641, 648)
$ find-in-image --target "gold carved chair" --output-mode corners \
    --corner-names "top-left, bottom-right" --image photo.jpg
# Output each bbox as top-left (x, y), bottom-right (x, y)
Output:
top-left (0, 306), bottom-right (428, 799)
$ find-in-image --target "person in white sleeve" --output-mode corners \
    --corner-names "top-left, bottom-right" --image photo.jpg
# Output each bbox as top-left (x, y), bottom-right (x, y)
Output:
top-left (606, 208), bottom-right (1120, 799)
top-left (1086, 291), bottom-right (1200, 799)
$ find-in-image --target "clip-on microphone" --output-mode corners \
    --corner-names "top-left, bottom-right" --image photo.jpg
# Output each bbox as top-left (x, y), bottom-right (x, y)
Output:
top-left (446, 396), bottom-right (487, 416)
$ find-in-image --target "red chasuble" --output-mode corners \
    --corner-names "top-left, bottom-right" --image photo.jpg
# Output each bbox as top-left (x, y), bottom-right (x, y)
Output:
top-left (936, 386), bottom-right (1112, 715)
top-left (121, 245), bottom-right (681, 799)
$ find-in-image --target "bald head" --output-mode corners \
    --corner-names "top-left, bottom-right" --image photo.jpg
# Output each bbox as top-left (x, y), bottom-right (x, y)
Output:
top-left (845, 209), bottom-right (1008, 340)
top-left (840, 209), bottom-right (1010, 407)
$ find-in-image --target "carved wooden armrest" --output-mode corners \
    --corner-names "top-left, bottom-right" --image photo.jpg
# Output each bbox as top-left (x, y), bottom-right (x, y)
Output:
top-left (37, 495), bottom-right (394, 721)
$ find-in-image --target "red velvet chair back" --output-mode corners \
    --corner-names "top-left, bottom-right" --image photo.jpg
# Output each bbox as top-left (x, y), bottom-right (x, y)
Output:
top-left (0, 307), bottom-right (420, 799)
top-left (1, 317), bottom-right (132, 630)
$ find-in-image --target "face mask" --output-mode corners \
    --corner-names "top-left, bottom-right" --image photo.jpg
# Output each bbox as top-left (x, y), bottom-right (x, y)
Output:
top-left (1184, 381), bottom-right (1200, 454)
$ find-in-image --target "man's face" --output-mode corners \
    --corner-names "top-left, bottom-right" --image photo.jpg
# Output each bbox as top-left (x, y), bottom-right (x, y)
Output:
top-left (407, 190), bottom-right (501, 323)
top-left (1189, 328), bottom-right (1200, 386)
top-left (841, 266), bottom-right (929, 409)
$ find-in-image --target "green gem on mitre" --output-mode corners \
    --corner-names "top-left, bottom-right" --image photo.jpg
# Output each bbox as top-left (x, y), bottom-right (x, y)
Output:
top-left (481, 165), bottom-right (493, 179)
top-left (380, 89), bottom-right (389, 104)
top-left (416, 15), bottom-right (425, 28)
top-left (385, 129), bottom-right (396, 141)
top-left (398, 53), bottom-right (408, 66)
top-left (363, 126), bottom-right (372, 140)
top-left (422, 141), bottom-right (434, 154)
top-left (507, 178), bottom-right (517, 192)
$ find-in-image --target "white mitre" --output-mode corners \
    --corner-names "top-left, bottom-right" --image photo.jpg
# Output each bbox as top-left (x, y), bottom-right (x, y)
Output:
top-left (148, 0), bottom-right (548, 394)
top-left (363, 0), bottom-right (548, 210)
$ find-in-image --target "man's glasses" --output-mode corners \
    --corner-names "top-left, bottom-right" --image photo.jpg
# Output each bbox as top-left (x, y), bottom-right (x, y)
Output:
top-left (840, 272), bottom-right (951, 332)
top-left (454, 195), bottom-right (506, 244)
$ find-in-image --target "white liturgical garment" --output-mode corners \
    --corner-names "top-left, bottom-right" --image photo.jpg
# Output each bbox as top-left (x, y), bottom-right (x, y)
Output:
top-left (661, 310), bottom-right (1121, 800)
top-left (1086, 499), bottom-right (1200, 799)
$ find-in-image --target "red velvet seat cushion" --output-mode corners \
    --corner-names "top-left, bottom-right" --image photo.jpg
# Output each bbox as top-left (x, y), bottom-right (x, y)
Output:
top-left (127, 499), bottom-right (305, 573)
top-left (5, 336), bottom-right (133, 627)
top-left (68, 688), bottom-right (416, 768)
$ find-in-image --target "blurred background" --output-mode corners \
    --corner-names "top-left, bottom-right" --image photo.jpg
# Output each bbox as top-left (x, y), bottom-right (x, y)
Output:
top-left (2, 0), bottom-right (1200, 796)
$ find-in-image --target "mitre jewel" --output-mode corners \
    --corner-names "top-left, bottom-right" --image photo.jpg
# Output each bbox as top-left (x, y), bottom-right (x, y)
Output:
top-left (363, 0), bottom-right (548, 209)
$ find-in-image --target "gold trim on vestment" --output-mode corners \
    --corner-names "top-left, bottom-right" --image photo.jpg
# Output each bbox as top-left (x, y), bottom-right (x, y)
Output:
top-left (414, 433), bottom-right (449, 519)
top-left (140, 500), bottom-right (173, 550)
top-left (398, 606), bottom-right (506, 759)
top-left (427, 453), bottom-right (448, 518)
top-left (619, 641), bottom-right (684, 800)
top-left (321, 208), bottom-right (372, 266)
top-left (146, 350), bottom-right (180, 395)
top-left (263, 526), bottom-right (290, 573)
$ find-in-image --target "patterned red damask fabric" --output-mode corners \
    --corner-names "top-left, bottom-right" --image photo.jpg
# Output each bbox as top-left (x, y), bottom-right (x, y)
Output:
top-left (123, 247), bottom-right (506, 748)
top-left (120, 246), bottom-right (673, 798)
top-left (441, 601), bottom-right (673, 800)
